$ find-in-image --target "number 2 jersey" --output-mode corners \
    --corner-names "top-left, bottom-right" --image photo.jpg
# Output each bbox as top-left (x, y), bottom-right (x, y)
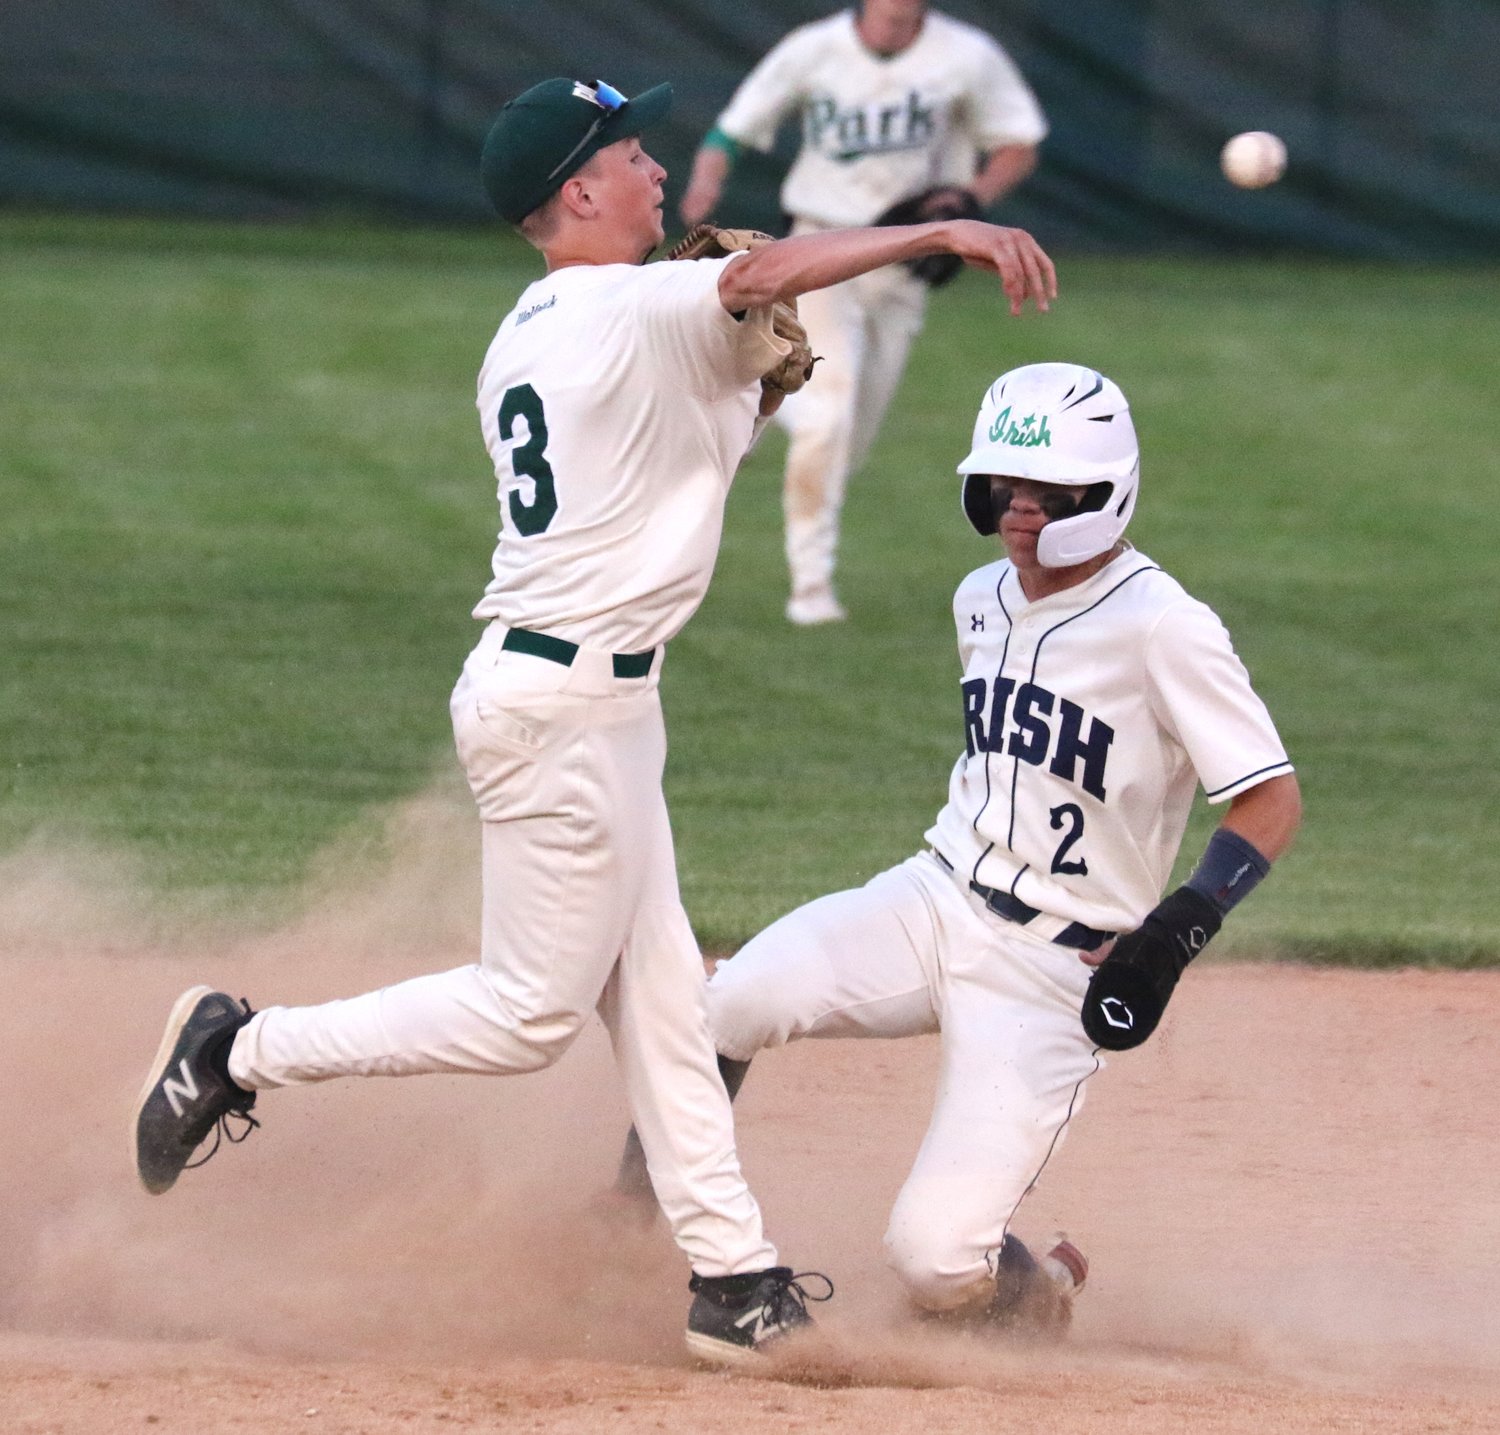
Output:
top-left (472, 256), bottom-right (788, 653)
top-left (925, 548), bottom-right (1294, 934)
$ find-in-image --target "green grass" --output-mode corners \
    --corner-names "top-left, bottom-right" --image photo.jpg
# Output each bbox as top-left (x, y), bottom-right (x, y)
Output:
top-left (2, 212), bottom-right (1497, 961)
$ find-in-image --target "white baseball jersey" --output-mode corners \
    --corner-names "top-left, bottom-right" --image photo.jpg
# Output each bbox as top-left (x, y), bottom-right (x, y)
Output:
top-left (472, 256), bottom-right (788, 652)
top-left (716, 8), bottom-right (1048, 228)
top-left (925, 548), bottom-right (1294, 934)
top-left (230, 248), bottom-right (794, 1282)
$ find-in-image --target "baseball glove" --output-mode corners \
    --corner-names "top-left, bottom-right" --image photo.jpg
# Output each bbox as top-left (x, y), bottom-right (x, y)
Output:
top-left (874, 185), bottom-right (984, 288)
top-left (666, 224), bottom-right (819, 404)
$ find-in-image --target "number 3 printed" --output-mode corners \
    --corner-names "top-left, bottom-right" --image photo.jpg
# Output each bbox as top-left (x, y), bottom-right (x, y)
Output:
top-left (1049, 802), bottom-right (1088, 875)
top-left (498, 384), bottom-right (558, 535)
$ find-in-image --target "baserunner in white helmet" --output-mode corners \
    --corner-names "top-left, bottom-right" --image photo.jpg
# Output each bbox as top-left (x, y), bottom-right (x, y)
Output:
top-left (610, 360), bottom-right (1302, 1335)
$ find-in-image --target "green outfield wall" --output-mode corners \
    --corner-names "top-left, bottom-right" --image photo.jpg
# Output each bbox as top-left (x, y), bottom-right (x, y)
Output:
top-left (1, 1), bottom-right (1496, 256)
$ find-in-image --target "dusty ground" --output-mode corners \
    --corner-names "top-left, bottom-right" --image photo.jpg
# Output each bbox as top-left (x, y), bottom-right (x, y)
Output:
top-left (3, 807), bottom-right (1497, 1433)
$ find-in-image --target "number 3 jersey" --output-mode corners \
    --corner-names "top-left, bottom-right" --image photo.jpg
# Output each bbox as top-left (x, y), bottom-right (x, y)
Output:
top-left (925, 549), bottom-right (1293, 934)
top-left (472, 256), bottom-right (789, 653)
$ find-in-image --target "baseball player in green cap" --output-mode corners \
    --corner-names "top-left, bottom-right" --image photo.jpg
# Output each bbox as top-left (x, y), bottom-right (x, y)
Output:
top-left (133, 74), bottom-right (1057, 1366)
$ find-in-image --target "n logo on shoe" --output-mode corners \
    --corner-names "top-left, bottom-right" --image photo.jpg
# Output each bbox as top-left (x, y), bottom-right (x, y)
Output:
top-left (162, 1059), bottom-right (200, 1118)
top-left (733, 1303), bottom-right (776, 1345)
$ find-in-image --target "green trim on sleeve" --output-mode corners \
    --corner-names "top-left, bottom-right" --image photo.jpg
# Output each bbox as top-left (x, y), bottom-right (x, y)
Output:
top-left (703, 127), bottom-right (741, 160)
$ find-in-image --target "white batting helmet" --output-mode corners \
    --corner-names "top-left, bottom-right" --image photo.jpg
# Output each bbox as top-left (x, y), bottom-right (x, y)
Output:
top-left (956, 362), bottom-right (1140, 567)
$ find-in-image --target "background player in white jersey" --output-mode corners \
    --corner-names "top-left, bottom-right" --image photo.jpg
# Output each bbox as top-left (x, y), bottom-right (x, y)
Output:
top-left (131, 77), bottom-right (1057, 1365)
top-left (612, 362), bottom-right (1302, 1332)
top-left (679, 0), bottom-right (1048, 625)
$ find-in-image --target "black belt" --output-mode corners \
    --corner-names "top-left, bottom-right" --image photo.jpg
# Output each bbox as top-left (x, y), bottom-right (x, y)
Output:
top-left (502, 626), bottom-right (656, 679)
top-left (968, 883), bottom-right (1113, 952)
top-left (931, 849), bottom-right (1112, 953)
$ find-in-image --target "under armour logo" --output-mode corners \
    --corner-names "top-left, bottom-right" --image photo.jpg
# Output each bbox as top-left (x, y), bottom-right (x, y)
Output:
top-left (1099, 997), bottom-right (1135, 1030)
top-left (971, 614), bottom-right (984, 632)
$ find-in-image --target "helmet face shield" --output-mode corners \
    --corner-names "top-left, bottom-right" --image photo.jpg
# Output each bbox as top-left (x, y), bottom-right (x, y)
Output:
top-left (957, 363), bottom-right (1140, 566)
top-left (986, 478), bottom-right (1110, 524)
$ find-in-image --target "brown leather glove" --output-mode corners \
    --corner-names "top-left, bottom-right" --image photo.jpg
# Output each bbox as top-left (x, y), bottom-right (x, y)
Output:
top-left (665, 224), bottom-right (819, 408)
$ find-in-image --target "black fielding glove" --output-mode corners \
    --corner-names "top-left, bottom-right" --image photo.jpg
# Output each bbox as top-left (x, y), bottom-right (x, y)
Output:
top-left (1081, 887), bottom-right (1223, 1050)
top-left (874, 185), bottom-right (984, 288)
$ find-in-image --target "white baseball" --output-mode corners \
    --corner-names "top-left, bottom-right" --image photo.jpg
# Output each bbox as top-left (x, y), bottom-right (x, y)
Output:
top-left (1220, 131), bottom-right (1287, 189)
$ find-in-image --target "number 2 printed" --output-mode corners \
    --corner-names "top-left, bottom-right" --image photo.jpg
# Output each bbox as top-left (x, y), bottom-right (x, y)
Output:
top-left (1049, 802), bottom-right (1088, 875)
top-left (498, 383), bottom-right (558, 535)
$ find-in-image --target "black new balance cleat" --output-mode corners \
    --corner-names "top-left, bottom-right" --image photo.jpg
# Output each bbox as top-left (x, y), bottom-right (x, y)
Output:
top-left (685, 1266), bottom-right (832, 1368)
top-left (133, 985), bottom-right (258, 1194)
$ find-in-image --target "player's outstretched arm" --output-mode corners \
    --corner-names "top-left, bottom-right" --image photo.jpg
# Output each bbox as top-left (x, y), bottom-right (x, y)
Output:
top-left (718, 220), bottom-right (1056, 318)
top-left (1080, 774), bottom-right (1301, 1051)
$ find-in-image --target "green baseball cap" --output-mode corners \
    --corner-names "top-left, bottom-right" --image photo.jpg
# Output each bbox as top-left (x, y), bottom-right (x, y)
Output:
top-left (481, 78), bottom-right (673, 224)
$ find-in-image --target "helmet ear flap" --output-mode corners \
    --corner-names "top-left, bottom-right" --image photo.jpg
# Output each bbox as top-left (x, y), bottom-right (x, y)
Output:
top-left (961, 473), bottom-right (997, 535)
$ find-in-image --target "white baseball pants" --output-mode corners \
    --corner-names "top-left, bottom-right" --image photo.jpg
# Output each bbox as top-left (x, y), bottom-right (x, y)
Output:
top-left (230, 622), bottom-right (777, 1278)
top-left (707, 851), bottom-right (1101, 1311)
top-left (775, 238), bottom-right (926, 603)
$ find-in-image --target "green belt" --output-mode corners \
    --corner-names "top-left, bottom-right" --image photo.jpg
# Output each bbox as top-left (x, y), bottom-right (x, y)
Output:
top-left (501, 626), bottom-right (656, 679)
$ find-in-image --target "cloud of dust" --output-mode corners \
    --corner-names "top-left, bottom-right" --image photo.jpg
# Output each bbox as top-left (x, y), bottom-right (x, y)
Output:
top-left (2, 798), bottom-right (1497, 1401)
top-left (697, 1216), bottom-right (1500, 1400)
top-left (0, 788), bottom-right (684, 1365)
top-left (1101, 1256), bottom-right (1500, 1389)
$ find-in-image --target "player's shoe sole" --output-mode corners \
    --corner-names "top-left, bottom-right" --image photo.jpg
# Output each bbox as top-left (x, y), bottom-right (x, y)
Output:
top-left (132, 985), bottom-right (257, 1194)
top-left (684, 1327), bottom-right (768, 1369)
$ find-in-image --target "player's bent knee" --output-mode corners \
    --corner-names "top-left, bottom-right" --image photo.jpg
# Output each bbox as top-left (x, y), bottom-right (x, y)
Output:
top-left (487, 1007), bottom-right (588, 1073)
top-left (703, 969), bottom-right (779, 1063)
top-left (883, 1223), bottom-right (989, 1312)
top-left (507, 1034), bottom-right (573, 1072)
top-left (884, 1177), bottom-right (1010, 1312)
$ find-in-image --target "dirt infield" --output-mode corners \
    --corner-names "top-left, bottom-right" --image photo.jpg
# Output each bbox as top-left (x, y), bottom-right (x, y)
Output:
top-left (3, 832), bottom-right (1497, 1433)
